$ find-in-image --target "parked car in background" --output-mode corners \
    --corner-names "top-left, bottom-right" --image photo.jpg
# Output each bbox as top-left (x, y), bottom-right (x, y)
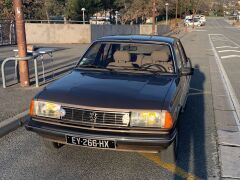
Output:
top-left (185, 18), bottom-right (202, 27)
top-left (184, 15), bottom-right (206, 27)
top-left (90, 16), bottom-right (111, 24)
top-left (26, 35), bottom-right (194, 163)
top-left (184, 15), bottom-right (192, 25)
top-left (199, 15), bottom-right (206, 26)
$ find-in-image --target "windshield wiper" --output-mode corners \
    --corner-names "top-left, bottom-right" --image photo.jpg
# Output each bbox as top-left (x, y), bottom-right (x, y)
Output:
top-left (77, 64), bottom-right (116, 72)
top-left (137, 65), bottom-right (172, 75)
top-left (78, 64), bottom-right (103, 68)
top-left (107, 65), bottom-right (138, 70)
top-left (107, 65), bottom-right (161, 75)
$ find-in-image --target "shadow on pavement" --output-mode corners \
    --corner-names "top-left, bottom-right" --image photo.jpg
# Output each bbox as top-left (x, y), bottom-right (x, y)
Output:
top-left (175, 64), bottom-right (207, 179)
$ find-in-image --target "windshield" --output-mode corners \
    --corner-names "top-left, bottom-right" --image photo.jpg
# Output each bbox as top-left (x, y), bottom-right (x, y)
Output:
top-left (77, 42), bottom-right (175, 74)
top-left (194, 18), bottom-right (200, 22)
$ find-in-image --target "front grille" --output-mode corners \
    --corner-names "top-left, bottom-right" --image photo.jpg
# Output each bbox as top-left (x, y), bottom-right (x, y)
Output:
top-left (61, 107), bottom-right (130, 127)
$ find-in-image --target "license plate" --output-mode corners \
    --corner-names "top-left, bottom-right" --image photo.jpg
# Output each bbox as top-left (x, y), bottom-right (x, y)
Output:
top-left (66, 135), bottom-right (116, 149)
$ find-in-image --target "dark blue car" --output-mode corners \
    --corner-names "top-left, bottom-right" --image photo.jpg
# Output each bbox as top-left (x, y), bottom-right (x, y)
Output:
top-left (26, 35), bottom-right (193, 163)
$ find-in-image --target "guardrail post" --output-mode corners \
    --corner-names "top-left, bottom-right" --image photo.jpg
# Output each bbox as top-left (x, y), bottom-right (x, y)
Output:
top-left (1, 55), bottom-right (40, 88)
top-left (1, 57), bottom-right (15, 88)
top-left (34, 58), bottom-right (39, 87)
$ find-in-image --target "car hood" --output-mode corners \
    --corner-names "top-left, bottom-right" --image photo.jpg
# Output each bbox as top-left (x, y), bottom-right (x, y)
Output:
top-left (37, 70), bottom-right (175, 110)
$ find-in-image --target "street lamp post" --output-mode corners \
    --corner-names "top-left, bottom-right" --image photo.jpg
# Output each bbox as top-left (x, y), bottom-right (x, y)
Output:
top-left (115, 11), bottom-right (118, 25)
top-left (175, 0), bottom-right (178, 26)
top-left (165, 3), bottom-right (169, 25)
top-left (81, 8), bottom-right (86, 24)
top-left (152, 0), bottom-right (156, 34)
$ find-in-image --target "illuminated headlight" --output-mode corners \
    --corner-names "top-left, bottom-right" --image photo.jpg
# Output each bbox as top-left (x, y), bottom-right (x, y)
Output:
top-left (130, 111), bottom-right (173, 129)
top-left (29, 100), bottom-right (65, 119)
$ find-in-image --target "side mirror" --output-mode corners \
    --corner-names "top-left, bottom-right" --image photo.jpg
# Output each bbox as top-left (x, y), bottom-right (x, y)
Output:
top-left (180, 67), bottom-right (194, 76)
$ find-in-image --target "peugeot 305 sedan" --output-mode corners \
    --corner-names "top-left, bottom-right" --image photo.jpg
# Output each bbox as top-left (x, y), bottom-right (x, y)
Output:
top-left (26, 35), bottom-right (193, 163)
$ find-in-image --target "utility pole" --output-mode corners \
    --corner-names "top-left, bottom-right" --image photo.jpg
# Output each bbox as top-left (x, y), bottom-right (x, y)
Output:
top-left (115, 11), bottom-right (119, 25)
top-left (152, 0), bottom-right (156, 34)
top-left (13, 0), bottom-right (30, 87)
top-left (175, 0), bottom-right (178, 26)
top-left (166, 3), bottom-right (169, 25)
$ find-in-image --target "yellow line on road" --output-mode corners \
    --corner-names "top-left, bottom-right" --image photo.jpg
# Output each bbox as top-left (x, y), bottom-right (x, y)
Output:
top-left (140, 153), bottom-right (200, 180)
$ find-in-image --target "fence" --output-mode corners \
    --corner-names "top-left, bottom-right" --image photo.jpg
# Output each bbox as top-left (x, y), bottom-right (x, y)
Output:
top-left (0, 20), bottom-right (17, 46)
top-left (25, 19), bottom-right (88, 24)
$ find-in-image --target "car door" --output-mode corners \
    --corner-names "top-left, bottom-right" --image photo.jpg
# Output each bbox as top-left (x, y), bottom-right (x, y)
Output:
top-left (171, 42), bottom-right (185, 119)
top-left (177, 40), bottom-right (192, 107)
top-left (174, 41), bottom-right (189, 110)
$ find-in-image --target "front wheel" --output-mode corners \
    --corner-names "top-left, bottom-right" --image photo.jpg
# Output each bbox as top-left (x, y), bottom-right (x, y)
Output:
top-left (158, 129), bottom-right (178, 164)
top-left (42, 138), bottom-right (64, 151)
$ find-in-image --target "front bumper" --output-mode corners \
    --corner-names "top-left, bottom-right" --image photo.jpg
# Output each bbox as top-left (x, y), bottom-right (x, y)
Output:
top-left (25, 117), bottom-right (177, 153)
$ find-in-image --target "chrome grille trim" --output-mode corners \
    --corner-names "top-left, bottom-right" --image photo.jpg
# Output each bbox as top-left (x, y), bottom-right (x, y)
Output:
top-left (61, 107), bottom-right (130, 127)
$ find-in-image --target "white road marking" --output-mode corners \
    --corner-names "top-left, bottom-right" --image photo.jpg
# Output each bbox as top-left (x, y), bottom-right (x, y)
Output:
top-left (221, 55), bottom-right (240, 59)
top-left (225, 26), bottom-right (240, 29)
top-left (212, 39), bottom-right (230, 42)
top-left (210, 34), bottom-right (222, 35)
top-left (193, 30), bottom-right (207, 32)
top-left (219, 34), bottom-right (240, 47)
top-left (216, 46), bottom-right (239, 49)
top-left (209, 34), bottom-right (240, 130)
top-left (211, 35), bottom-right (229, 42)
top-left (218, 50), bottom-right (240, 53)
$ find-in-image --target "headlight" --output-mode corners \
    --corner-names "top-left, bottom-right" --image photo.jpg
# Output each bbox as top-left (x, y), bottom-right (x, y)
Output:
top-left (130, 111), bottom-right (173, 129)
top-left (29, 100), bottom-right (65, 119)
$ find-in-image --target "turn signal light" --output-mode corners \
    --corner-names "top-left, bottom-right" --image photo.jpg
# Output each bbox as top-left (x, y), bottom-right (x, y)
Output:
top-left (29, 100), bottom-right (35, 116)
top-left (163, 111), bottom-right (173, 129)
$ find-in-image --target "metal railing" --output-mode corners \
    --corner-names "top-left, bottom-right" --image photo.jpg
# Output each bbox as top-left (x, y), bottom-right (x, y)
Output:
top-left (224, 15), bottom-right (240, 21)
top-left (0, 19), bottom-right (16, 46)
top-left (1, 55), bottom-right (38, 88)
top-left (1, 49), bottom-right (55, 88)
top-left (25, 19), bottom-right (89, 24)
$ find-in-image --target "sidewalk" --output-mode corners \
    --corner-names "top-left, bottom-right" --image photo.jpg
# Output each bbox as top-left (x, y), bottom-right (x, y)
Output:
top-left (209, 42), bottom-right (240, 179)
top-left (0, 43), bottom-right (89, 123)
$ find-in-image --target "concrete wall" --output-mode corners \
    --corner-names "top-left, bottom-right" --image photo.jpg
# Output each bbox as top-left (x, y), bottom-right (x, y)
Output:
top-left (139, 25), bottom-right (152, 35)
top-left (140, 25), bottom-right (171, 35)
top-left (91, 25), bottom-right (140, 41)
top-left (25, 24), bottom-right (91, 44)
top-left (25, 23), bottom-right (171, 44)
top-left (156, 25), bottom-right (171, 35)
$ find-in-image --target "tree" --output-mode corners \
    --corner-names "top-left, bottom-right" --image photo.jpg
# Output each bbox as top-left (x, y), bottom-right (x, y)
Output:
top-left (0, 0), bottom-right (14, 19)
top-left (115, 0), bottom-right (168, 24)
top-left (0, 0), bottom-right (213, 22)
top-left (23, 0), bottom-right (65, 20)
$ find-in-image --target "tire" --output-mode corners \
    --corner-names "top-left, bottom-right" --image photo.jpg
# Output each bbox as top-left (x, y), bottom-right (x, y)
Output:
top-left (42, 138), bottom-right (64, 151)
top-left (159, 129), bottom-right (179, 164)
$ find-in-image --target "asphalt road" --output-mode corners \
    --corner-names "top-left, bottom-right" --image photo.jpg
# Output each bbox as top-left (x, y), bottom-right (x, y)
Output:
top-left (1, 17), bottom-right (240, 179)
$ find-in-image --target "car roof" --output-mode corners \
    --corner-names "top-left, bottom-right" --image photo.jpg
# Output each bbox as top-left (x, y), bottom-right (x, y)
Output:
top-left (98, 35), bottom-right (178, 45)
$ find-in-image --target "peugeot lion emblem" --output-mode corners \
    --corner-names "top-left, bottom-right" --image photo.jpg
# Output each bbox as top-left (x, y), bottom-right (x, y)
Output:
top-left (89, 112), bottom-right (97, 122)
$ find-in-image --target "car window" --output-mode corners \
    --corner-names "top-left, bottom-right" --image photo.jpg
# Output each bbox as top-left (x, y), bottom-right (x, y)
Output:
top-left (78, 42), bottom-right (175, 74)
top-left (174, 44), bottom-right (182, 69)
top-left (177, 41), bottom-right (187, 66)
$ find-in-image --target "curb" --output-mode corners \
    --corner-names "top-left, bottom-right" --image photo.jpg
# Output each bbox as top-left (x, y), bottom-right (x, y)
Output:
top-left (0, 110), bottom-right (28, 138)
